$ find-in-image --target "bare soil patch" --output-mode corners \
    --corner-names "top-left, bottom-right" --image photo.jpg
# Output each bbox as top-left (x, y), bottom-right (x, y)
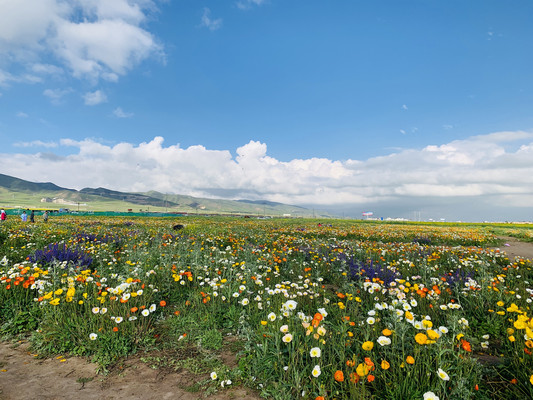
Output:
top-left (0, 340), bottom-right (261, 400)
top-left (491, 236), bottom-right (533, 261)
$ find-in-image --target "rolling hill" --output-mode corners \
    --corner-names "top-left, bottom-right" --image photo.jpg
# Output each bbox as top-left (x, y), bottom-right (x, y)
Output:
top-left (0, 173), bottom-right (326, 217)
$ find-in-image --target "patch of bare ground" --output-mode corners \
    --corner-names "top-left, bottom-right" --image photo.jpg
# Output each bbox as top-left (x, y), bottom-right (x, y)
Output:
top-left (0, 340), bottom-right (262, 400)
top-left (489, 236), bottom-right (533, 261)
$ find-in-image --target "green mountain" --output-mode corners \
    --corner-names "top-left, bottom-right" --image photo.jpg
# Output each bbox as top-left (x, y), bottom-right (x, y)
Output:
top-left (0, 173), bottom-right (325, 217)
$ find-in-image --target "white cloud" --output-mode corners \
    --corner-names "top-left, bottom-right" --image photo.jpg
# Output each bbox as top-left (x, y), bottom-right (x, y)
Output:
top-left (43, 87), bottom-right (72, 104)
top-left (83, 89), bottom-right (107, 105)
top-left (13, 140), bottom-right (58, 148)
top-left (0, 0), bottom-right (162, 83)
top-left (113, 107), bottom-right (134, 118)
top-left (200, 8), bottom-right (222, 31)
top-left (0, 130), bottom-right (532, 219)
top-left (236, 0), bottom-right (267, 10)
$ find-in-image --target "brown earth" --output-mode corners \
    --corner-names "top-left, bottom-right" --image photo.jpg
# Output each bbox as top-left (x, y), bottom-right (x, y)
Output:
top-left (490, 236), bottom-right (533, 261)
top-left (0, 340), bottom-right (262, 400)
top-left (2, 237), bottom-right (532, 400)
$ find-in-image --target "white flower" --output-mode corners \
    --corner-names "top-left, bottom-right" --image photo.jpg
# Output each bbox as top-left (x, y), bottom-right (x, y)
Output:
top-left (423, 391), bottom-right (439, 400)
top-left (284, 300), bottom-right (298, 310)
top-left (149, 304), bottom-right (157, 312)
top-left (128, 316), bottom-right (137, 321)
top-left (437, 368), bottom-right (450, 381)
top-left (100, 307), bottom-right (107, 314)
top-left (377, 336), bottom-right (391, 346)
top-left (282, 333), bottom-right (293, 343)
top-left (310, 347), bottom-right (321, 358)
top-left (141, 309), bottom-right (150, 317)
top-left (366, 317), bottom-right (375, 325)
top-left (210, 371), bottom-right (218, 380)
top-left (438, 326), bottom-right (449, 334)
top-left (267, 312), bottom-right (276, 321)
top-left (312, 365), bottom-right (321, 377)
top-left (280, 324), bottom-right (289, 333)
top-left (115, 316), bottom-right (123, 324)
top-left (241, 298), bottom-right (249, 306)
top-left (317, 308), bottom-right (327, 317)
top-left (89, 333), bottom-right (98, 340)
top-left (91, 307), bottom-right (100, 314)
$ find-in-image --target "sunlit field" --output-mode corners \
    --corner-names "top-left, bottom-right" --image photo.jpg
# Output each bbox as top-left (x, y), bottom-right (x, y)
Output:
top-left (1, 216), bottom-right (532, 399)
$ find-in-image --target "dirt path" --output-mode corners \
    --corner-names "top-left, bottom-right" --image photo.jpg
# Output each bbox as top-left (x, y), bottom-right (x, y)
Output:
top-left (0, 341), bottom-right (261, 400)
top-left (491, 236), bottom-right (533, 261)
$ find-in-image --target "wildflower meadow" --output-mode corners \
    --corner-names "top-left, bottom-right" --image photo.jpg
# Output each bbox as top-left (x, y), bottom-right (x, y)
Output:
top-left (1, 215), bottom-right (533, 400)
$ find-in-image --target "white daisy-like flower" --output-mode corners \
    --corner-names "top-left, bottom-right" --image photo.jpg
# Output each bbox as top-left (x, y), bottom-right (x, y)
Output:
top-left (423, 391), bottom-right (439, 400)
top-left (149, 304), bottom-right (157, 312)
top-left (280, 325), bottom-right (289, 333)
top-left (241, 298), bottom-right (249, 306)
top-left (268, 312), bottom-right (276, 321)
top-left (282, 333), bottom-right (293, 343)
top-left (115, 316), bottom-right (123, 324)
top-left (210, 371), bottom-right (218, 380)
top-left (89, 333), bottom-right (98, 340)
top-left (437, 368), bottom-right (450, 381)
top-left (309, 347), bottom-right (321, 358)
top-left (377, 336), bottom-right (391, 346)
top-left (91, 307), bottom-right (100, 314)
top-left (141, 309), bottom-right (150, 317)
top-left (366, 317), bottom-right (375, 325)
top-left (312, 365), bottom-right (321, 377)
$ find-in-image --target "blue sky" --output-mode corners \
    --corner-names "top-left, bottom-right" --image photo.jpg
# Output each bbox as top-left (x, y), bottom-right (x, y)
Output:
top-left (1, 0), bottom-right (533, 221)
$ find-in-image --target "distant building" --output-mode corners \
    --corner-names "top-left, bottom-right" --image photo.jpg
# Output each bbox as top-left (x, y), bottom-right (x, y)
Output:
top-left (41, 197), bottom-right (52, 203)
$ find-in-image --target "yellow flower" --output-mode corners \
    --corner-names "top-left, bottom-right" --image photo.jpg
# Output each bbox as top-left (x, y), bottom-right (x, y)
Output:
top-left (362, 341), bottom-right (374, 351)
top-left (381, 360), bottom-right (390, 370)
top-left (422, 320), bottom-right (433, 329)
top-left (427, 329), bottom-right (440, 340)
top-left (415, 333), bottom-right (428, 345)
top-left (356, 363), bottom-right (371, 377)
top-left (260, 321), bottom-right (267, 326)
top-left (530, 375), bottom-right (533, 385)
top-left (508, 336), bottom-right (516, 342)
top-left (49, 298), bottom-right (60, 306)
top-left (497, 301), bottom-right (504, 307)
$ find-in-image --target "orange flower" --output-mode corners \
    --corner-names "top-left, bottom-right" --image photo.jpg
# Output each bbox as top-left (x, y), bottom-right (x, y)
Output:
top-left (113, 327), bottom-right (119, 332)
top-left (130, 307), bottom-right (138, 313)
top-left (346, 360), bottom-right (355, 367)
top-left (334, 370), bottom-right (344, 382)
top-left (315, 397), bottom-right (325, 400)
top-left (350, 372), bottom-right (359, 383)
top-left (159, 300), bottom-right (167, 307)
top-left (406, 356), bottom-right (415, 365)
top-left (367, 374), bottom-right (375, 382)
top-left (461, 339), bottom-right (472, 352)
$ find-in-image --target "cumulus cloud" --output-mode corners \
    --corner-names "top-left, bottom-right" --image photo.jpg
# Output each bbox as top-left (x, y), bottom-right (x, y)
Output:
top-left (0, 0), bottom-right (162, 83)
top-left (200, 8), bottom-right (222, 31)
top-left (1, 130), bottom-right (533, 220)
top-left (83, 89), bottom-right (107, 105)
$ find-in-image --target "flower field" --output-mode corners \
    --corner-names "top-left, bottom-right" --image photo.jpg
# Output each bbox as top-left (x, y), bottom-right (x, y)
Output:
top-left (1, 216), bottom-right (532, 399)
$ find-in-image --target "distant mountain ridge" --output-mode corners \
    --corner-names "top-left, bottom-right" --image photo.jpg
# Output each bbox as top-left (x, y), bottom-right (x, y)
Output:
top-left (0, 173), bottom-right (321, 216)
